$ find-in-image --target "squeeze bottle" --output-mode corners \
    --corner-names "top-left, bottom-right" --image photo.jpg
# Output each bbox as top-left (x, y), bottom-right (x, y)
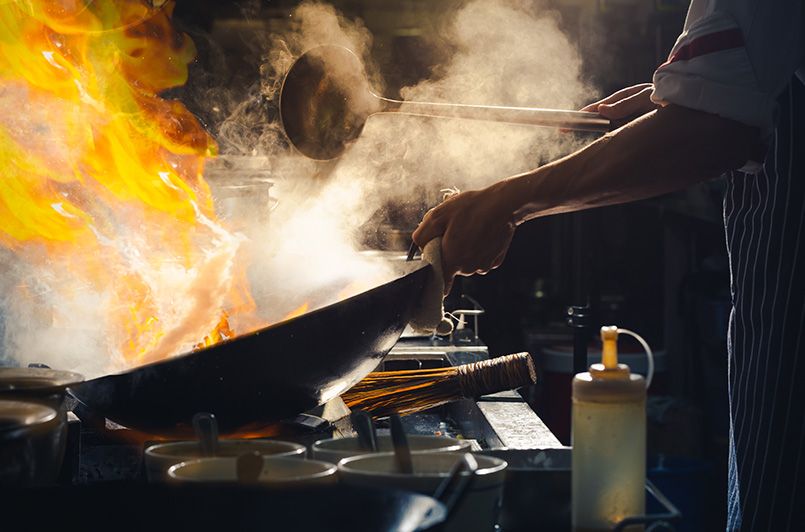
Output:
top-left (571, 326), bottom-right (646, 531)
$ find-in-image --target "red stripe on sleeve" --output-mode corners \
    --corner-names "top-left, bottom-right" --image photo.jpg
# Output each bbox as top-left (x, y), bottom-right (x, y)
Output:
top-left (665, 28), bottom-right (745, 64)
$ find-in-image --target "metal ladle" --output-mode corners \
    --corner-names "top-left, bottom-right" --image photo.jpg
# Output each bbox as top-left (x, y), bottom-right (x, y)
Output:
top-left (279, 45), bottom-right (613, 160)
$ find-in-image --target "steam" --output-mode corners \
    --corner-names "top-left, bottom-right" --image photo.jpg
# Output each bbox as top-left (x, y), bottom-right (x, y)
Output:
top-left (235, 0), bottom-right (593, 324)
top-left (1, 0), bottom-right (595, 379)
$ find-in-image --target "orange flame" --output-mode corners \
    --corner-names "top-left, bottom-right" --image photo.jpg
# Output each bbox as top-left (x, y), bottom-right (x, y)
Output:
top-left (0, 1), bottom-right (251, 368)
top-left (281, 303), bottom-right (310, 322)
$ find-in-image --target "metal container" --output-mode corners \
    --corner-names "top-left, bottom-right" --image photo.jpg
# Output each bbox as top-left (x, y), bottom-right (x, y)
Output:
top-left (0, 367), bottom-right (83, 484)
top-left (0, 400), bottom-right (63, 486)
top-left (339, 451), bottom-right (507, 532)
top-left (311, 434), bottom-right (471, 464)
top-left (168, 455), bottom-right (338, 487)
top-left (145, 439), bottom-right (306, 482)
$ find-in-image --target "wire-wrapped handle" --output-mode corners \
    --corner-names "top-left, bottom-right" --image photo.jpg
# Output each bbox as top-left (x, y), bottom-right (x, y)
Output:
top-left (456, 352), bottom-right (537, 398)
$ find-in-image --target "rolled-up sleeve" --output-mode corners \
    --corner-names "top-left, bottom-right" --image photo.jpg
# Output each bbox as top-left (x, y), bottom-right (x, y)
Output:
top-left (652, 1), bottom-right (804, 134)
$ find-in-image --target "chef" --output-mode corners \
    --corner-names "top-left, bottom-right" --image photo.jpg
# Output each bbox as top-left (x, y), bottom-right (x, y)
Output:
top-left (413, 1), bottom-right (804, 529)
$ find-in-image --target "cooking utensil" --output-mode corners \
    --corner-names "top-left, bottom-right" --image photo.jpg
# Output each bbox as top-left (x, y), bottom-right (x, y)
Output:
top-left (145, 438), bottom-right (305, 482)
top-left (280, 45), bottom-right (612, 160)
top-left (0, 366), bottom-right (84, 418)
top-left (0, 366), bottom-right (84, 484)
top-left (169, 455), bottom-right (338, 487)
top-left (0, 483), bottom-right (448, 531)
top-left (0, 400), bottom-right (63, 486)
top-left (390, 413), bottom-right (413, 474)
top-left (192, 412), bottom-right (219, 457)
top-left (339, 451), bottom-right (506, 532)
top-left (342, 352), bottom-right (537, 417)
top-left (406, 240), bottom-right (418, 262)
top-left (350, 410), bottom-right (378, 452)
top-left (311, 434), bottom-right (471, 464)
top-left (70, 263), bottom-right (431, 435)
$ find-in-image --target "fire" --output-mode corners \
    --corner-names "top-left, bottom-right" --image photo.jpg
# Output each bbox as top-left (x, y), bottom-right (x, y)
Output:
top-left (0, 1), bottom-right (252, 368)
top-left (281, 303), bottom-right (310, 322)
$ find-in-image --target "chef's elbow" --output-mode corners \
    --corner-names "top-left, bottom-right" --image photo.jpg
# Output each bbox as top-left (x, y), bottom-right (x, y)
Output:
top-left (665, 104), bottom-right (764, 174)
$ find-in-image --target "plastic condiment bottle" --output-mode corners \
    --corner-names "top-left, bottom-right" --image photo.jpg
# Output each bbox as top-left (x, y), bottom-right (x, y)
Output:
top-left (571, 326), bottom-right (646, 531)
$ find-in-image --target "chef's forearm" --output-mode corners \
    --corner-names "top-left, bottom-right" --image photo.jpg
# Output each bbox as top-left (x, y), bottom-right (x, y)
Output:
top-left (499, 105), bottom-right (759, 224)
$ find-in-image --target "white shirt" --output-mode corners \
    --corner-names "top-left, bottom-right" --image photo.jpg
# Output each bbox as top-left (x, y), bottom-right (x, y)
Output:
top-left (652, 0), bottom-right (804, 135)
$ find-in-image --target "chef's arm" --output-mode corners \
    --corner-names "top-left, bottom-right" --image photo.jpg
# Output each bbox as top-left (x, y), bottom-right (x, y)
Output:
top-left (413, 104), bottom-right (759, 290)
top-left (506, 104), bottom-right (759, 223)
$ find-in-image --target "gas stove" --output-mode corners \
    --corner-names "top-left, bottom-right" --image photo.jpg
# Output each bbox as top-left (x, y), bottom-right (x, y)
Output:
top-left (58, 332), bottom-right (559, 485)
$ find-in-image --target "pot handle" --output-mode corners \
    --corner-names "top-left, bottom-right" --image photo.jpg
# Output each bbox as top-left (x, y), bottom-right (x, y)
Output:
top-left (432, 453), bottom-right (478, 516)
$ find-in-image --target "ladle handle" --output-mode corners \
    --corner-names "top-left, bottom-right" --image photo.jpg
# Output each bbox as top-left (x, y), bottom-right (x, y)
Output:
top-left (390, 414), bottom-right (414, 474)
top-left (378, 97), bottom-right (611, 132)
top-left (350, 410), bottom-right (378, 452)
top-left (192, 412), bottom-right (219, 457)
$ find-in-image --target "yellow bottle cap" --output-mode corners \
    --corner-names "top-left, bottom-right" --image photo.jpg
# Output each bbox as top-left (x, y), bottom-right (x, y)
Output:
top-left (573, 325), bottom-right (644, 402)
top-left (589, 326), bottom-right (630, 380)
top-left (601, 325), bottom-right (619, 369)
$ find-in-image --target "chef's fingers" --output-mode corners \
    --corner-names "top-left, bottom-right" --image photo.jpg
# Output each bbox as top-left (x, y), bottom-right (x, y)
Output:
top-left (598, 86), bottom-right (656, 120)
top-left (412, 208), bottom-right (446, 248)
top-left (580, 83), bottom-right (653, 113)
top-left (561, 85), bottom-right (652, 132)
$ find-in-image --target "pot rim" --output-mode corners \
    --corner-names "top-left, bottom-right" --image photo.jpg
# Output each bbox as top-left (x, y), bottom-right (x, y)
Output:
top-left (0, 399), bottom-right (58, 433)
top-left (0, 367), bottom-right (84, 393)
top-left (167, 456), bottom-right (337, 483)
top-left (312, 433), bottom-right (467, 452)
top-left (338, 451), bottom-right (507, 479)
top-left (145, 439), bottom-right (306, 459)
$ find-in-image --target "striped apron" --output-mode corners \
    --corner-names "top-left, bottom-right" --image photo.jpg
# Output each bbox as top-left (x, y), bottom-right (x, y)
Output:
top-left (724, 77), bottom-right (805, 530)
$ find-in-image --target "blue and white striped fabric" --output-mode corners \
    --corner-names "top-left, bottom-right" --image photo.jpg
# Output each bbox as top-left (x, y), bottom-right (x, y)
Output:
top-left (724, 78), bottom-right (805, 531)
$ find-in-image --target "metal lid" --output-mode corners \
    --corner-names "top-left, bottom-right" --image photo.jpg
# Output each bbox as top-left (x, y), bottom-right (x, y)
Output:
top-left (0, 367), bottom-right (84, 393)
top-left (0, 399), bottom-right (57, 432)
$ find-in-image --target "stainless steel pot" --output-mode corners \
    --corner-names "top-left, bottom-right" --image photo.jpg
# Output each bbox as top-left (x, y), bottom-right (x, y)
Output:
top-left (0, 367), bottom-right (84, 484)
top-left (0, 400), bottom-right (63, 486)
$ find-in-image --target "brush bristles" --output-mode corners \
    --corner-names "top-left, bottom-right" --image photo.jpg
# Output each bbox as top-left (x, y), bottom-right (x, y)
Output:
top-left (342, 352), bottom-right (537, 418)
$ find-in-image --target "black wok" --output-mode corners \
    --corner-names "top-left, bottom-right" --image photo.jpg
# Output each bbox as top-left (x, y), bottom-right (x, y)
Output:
top-left (1, 483), bottom-right (447, 531)
top-left (70, 264), bottom-right (431, 435)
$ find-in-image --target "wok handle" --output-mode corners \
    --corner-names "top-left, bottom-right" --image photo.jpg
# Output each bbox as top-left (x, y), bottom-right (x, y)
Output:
top-left (378, 96), bottom-right (611, 133)
top-left (432, 453), bottom-right (479, 516)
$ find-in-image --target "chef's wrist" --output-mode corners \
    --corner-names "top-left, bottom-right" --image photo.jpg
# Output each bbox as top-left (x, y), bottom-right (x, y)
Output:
top-left (482, 178), bottom-right (524, 227)
top-left (494, 166), bottom-right (555, 226)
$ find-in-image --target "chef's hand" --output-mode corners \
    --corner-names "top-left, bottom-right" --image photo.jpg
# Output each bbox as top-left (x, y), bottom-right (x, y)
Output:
top-left (581, 83), bottom-right (658, 121)
top-left (412, 182), bottom-right (517, 295)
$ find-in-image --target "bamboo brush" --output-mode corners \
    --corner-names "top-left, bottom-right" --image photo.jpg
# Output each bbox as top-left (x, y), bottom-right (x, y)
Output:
top-left (342, 352), bottom-right (537, 418)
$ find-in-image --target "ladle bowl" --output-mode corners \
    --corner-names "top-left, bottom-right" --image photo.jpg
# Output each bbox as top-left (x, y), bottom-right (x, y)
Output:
top-left (280, 45), bottom-right (612, 160)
